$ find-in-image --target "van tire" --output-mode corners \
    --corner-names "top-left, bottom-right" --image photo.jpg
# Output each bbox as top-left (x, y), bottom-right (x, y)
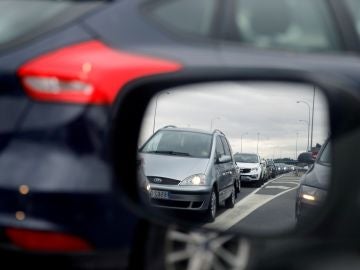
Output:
top-left (204, 189), bottom-right (217, 222)
top-left (235, 178), bottom-right (241, 194)
top-left (225, 186), bottom-right (235, 208)
top-left (255, 177), bottom-right (263, 187)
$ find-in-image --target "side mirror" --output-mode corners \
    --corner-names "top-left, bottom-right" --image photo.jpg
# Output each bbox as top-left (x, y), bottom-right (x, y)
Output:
top-left (218, 155), bottom-right (231, 163)
top-left (298, 152), bottom-right (315, 164)
top-left (112, 77), bottom-right (340, 238)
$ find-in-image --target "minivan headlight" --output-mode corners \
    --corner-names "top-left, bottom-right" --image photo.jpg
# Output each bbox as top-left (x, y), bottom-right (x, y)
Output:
top-left (251, 167), bottom-right (258, 172)
top-left (300, 185), bottom-right (327, 204)
top-left (180, 174), bottom-right (206, 185)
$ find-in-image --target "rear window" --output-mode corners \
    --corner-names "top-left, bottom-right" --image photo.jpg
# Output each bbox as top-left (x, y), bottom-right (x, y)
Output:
top-left (0, 0), bottom-right (101, 48)
top-left (146, 0), bottom-right (217, 37)
top-left (232, 0), bottom-right (341, 52)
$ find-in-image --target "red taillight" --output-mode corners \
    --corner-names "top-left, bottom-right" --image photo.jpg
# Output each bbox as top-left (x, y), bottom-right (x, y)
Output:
top-left (5, 228), bottom-right (92, 252)
top-left (18, 41), bottom-right (182, 104)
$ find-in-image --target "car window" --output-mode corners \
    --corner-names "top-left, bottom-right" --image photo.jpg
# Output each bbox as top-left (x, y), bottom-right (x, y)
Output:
top-left (215, 136), bottom-right (226, 157)
top-left (0, 0), bottom-right (102, 50)
top-left (345, 0), bottom-right (360, 38)
top-left (141, 130), bottom-right (212, 158)
top-left (234, 153), bottom-right (259, 163)
top-left (232, 0), bottom-right (341, 52)
top-left (147, 0), bottom-right (216, 36)
top-left (220, 136), bottom-right (232, 157)
top-left (318, 142), bottom-right (331, 165)
top-left (0, 1), bottom-right (70, 46)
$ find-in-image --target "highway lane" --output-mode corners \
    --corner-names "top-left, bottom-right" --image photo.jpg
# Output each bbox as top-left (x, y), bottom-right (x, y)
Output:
top-left (206, 173), bottom-right (300, 231)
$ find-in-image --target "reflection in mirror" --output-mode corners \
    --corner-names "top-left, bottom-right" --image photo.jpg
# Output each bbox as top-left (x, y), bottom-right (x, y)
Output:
top-left (137, 82), bottom-right (330, 234)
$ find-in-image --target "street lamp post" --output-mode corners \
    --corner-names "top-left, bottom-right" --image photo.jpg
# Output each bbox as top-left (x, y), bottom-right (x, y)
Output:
top-left (295, 132), bottom-right (299, 160)
top-left (240, 132), bottom-right (248, 152)
top-left (153, 91), bottom-right (170, 133)
top-left (296, 100), bottom-right (311, 151)
top-left (299, 119), bottom-right (309, 151)
top-left (210, 117), bottom-right (220, 131)
top-left (256, 133), bottom-right (268, 155)
top-left (310, 87), bottom-right (316, 151)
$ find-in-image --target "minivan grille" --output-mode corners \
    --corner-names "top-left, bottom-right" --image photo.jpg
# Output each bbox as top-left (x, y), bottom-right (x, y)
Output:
top-left (240, 168), bottom-right (251, 173)
top-left (151, 199), bottom-right (190, 208)
top-left (148, 176), bottom-right (180, 185)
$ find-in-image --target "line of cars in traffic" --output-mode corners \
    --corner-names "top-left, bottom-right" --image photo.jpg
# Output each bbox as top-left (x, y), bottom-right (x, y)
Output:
top-left (139, 126), bottom-right (294, 222)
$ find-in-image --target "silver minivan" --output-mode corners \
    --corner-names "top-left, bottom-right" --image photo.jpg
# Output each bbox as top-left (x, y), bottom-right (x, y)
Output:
top-left (139, 127), bottom-right (239, 221)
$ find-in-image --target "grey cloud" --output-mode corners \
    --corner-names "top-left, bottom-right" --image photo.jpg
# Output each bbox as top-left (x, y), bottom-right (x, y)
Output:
top-left (140, 82), bottom-right (329, 159)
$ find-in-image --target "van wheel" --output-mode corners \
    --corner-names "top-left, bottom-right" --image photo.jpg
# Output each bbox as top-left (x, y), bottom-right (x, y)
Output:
top-left (235, 178), bottom-right (241, 194)
top-left (225, 186), bottom-right (235, 208)
top-left (204, 189), bottom-right (217, 222)
top-left (255, 177), bottom-right (263, 187)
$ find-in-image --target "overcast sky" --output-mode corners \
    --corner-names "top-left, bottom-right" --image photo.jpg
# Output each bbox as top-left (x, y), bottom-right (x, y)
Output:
top-left (139, 82), bottom-right (329, 159)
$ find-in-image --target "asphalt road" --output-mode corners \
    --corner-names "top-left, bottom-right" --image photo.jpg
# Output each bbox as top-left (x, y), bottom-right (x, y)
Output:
top-left (205, 173), bottom-right (300, 233)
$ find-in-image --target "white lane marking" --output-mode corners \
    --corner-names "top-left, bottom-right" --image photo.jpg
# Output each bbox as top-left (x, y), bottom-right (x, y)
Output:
top-left (236, 174), bottom-right (286, 203)
top-left (204, 194), bottom-right (274, 230)
top-left (273, 181), bottom-right (300, 185)
top-left (264, 185), bottom-right (291, 190)
top-left (209, 175), bottom-right (286, 221)
top-left (204, 177), bottom-right (299, 231)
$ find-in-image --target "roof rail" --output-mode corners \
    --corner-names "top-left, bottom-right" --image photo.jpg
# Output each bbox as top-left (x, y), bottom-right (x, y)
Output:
top-left (213, 129), bottom-right (225, 135)
top-left (163, 125), bottom-right (177, 129)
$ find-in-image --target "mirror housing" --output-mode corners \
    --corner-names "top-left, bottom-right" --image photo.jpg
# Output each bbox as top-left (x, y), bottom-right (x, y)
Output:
top-left (111, 68), bottom-right (360, 238)
top-left (218, 155), bottom-right (231, 163)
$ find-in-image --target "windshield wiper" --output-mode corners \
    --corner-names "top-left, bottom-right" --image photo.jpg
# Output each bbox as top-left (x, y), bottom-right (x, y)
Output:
top-left (146, 150), bottom-right (191, 156)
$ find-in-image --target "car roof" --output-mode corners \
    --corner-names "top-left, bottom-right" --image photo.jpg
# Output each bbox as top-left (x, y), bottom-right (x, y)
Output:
top-left (159, 126), bottom-right (214, 136)
top-left (234, 153), bottom-right (258, 156)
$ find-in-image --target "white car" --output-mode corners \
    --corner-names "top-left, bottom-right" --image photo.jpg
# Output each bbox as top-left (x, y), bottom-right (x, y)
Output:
top-left (234, 153), bottom-right (265, 187)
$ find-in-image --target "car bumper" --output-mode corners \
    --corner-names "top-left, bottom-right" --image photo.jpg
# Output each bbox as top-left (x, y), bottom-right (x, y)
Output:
top-left (148, 185), bottom-right (212, 210)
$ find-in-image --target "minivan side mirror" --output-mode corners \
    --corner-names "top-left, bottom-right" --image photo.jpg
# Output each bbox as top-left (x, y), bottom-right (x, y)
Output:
top-left (218, 155), bottom-right (231, 163)
top-left (298, 152), bottom-right (315, 164)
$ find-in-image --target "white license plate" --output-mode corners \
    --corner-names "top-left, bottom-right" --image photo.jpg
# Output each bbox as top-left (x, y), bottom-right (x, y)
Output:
top-left (150, 190), bottom-right (169, 199)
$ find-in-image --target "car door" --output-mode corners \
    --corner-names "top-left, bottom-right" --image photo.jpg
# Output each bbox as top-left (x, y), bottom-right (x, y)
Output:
top-left (220, 136), bottom-right (236, 189)
top-left (214, 136), bottom-right (227, 196)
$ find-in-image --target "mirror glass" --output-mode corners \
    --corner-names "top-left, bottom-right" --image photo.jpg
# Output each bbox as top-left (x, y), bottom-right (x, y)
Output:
top-left (137, 81), bottom-right (330, 234)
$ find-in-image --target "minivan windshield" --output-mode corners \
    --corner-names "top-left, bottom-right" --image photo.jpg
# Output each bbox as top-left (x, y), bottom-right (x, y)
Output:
top-left (141, 130), bottom-right (212, 158)
top-left (318, 142), bottom-right (331, 165)
top-left (234, 153), bottom-right (259, 163)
